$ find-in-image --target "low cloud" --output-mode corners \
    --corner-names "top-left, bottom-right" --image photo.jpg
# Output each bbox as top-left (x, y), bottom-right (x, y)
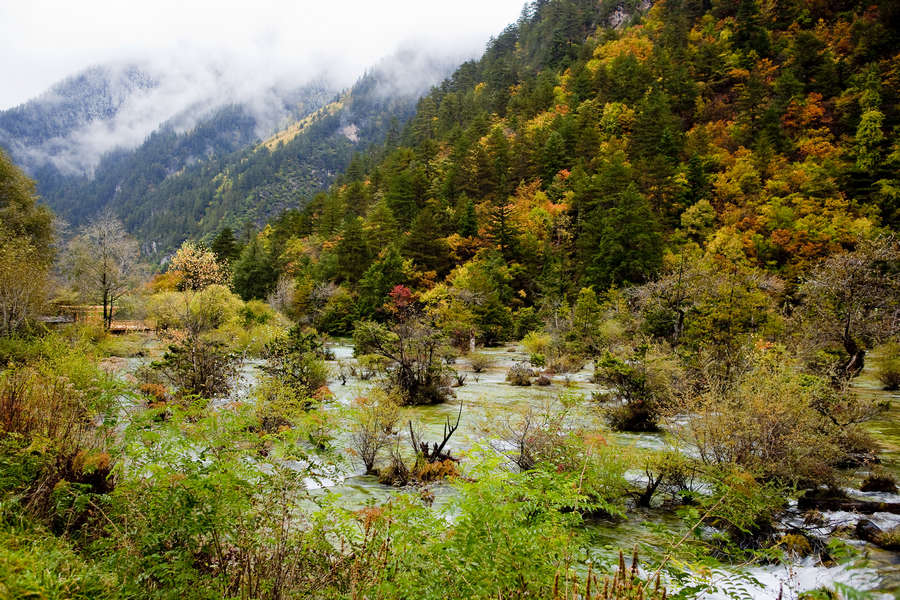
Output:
top-left (0, 0), bottom-right (526, 174)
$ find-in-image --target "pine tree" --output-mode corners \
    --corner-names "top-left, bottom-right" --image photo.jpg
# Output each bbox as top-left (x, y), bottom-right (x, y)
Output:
top-left (404, 206), bottom-right (450, 274)
top-left (363, 199), bottom-right (400, 251)
top-left (232, 236), bottom-right (277, 300)
top-left (734, 0), bottom-right (769, 56)
top-left (541, 131), bottom-right (569, 184)
top-left (357, 245), bottom-right (408, 316)
top-left (211, 227), bottom-right (240, 264)
top-left (385, 170), bottom-right (418, 227)
top-left (336, 216), bottom-right (371, 283)
top-left (584, 184), bottom-right (662, 288)
top-left (456, 195), bottom-right (478, 238)
top-left (488, 195), bottom-right (519, 260)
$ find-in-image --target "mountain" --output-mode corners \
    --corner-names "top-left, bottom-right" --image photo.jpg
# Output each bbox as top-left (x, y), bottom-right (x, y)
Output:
top-left (0, 61), bottom-right (333, 178)
top-left (232, 0), bottom-right (900, 335)
top-left (0, 64), bottom-right (158, 175)
top-left (0, 49), bottom-right (458, 257)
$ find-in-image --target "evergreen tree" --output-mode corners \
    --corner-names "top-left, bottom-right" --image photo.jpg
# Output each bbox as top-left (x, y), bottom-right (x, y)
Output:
top-left (584, 184), bottom-right (662, 288)
top-left (357, 245), bottom-right (408, 316)
top-left (232, 236), bottom-right (277, 300)
top-left (363, 199), bottom-right (400, 251)
top-left (456, 195), bottom-right (478, 238)
top-left (734, 0), bottom-right (770, 56)
top-left (211, 227), bottom-right (240, 264)
top-left (488, 195), bottom-right (519, 261)
top-left (405, 206), bottom-right (450, 274)
top-left (336, 216), bottom-right (371, 283)
top-left (0, 149), bottom-right (54, 259)
top-left (541, 131), bottom-right (569, 184)
top-left (385, 170), bottom-right (418, 227)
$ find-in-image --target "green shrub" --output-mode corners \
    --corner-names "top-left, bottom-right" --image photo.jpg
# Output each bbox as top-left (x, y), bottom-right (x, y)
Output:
top-left (594, 345), bottom-right (681, 432)
top-left (506, 362), bottom-right (534, 386)
top-left (469, 352), bottom-right (495, 373)
top-left (261, 326), bottom-right (331, 398)
top-left (529, 353), bottom-right (547, 368)
top-left (0, 516), bottom-right (123, 600)
top-left (151, 337), bottom-right (241, 398)
top-left (349, 392), bottom-right (400, 473)
top-left (353, 317), bottom-right (454, 405)
top-left (874, 343), bottom-right (900, 390)
top-left (522, 331), bottom-right (551, 355)
top-left (356, 465), bottom-right (590, 599)
top-left (676, 347), bottom-right (882, 487)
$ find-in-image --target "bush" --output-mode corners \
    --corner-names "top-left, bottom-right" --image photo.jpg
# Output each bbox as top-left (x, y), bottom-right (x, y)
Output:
top-left (349, 393), bottom-right (400, 474)
top-left (469, 352), bottom-right (495, 373)
top-left (186, 284), bottom-right (243, 333)
top-left (219, 320), bottom-right (288, 357)
top-left (0, 516), bottom-right (123, 599)
top-left (356, 354), bottom-right (388, 380)
top-left (359, 467), bottom-right (589, 599)
top-left (261, 326), bottom-right (331, 398)
top-left (506, 362), bottom-right (534, 386)
top-left (876, 527), bottom-right (900, 551)
top-left (545, 352), bottom-right (584, 374)
top-left (674, 347), bottom-right (882, 487)
top-left (0, 343), bottom-right (120, 530)
top-left (860, 472), bottom-right (897, 493)
top-left (522, 331), bottom-right (551, 355)
top-left (353, 316), bottom-right (454, 405)
top-left (145, 290), bottom-right (184, 330)
top-left (106, 408), bottom-right (344, 599)
top-left (779, 533), bottom-right (813, 557)
top-left (874, 343), bottom-right (900, 390)
top-left (594, 345), bottom-right (681, 432)
top-left (240, 299), bottom-right (276, 326)
top-left (151, 337), bottom-right (241, 398)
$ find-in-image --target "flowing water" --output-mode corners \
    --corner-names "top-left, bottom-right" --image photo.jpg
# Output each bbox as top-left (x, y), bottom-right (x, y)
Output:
top-left (318, 343), bottom-right (900, 599)
top-left (118, 340), bottom-right (900, 598)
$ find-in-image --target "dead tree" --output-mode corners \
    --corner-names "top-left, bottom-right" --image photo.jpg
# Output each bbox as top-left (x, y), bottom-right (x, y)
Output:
top-left (408, 401), bottom-right (463, 463)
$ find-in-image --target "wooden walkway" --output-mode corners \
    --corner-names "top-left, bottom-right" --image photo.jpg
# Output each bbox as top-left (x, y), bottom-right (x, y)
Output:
top-left (39, 305), bottom-right (151, 334)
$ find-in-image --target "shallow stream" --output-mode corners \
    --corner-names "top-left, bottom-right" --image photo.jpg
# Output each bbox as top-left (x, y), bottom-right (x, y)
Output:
top-left (318, 343), bottom-right (900, 599)
top-left (117, 339), bottom-right (900, 598)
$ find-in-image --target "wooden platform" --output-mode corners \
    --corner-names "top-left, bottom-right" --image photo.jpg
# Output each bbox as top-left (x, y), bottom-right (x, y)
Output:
top-left (39, 305), bottom-right (151, 333)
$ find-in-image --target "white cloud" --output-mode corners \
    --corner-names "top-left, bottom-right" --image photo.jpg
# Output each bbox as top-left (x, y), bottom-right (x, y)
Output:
top-left (0, 0), bottom-right (527, 110)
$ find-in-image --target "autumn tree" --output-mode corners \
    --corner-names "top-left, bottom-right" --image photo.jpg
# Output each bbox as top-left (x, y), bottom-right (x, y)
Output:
top-left (67, 212), bottom-right (142, 329)
top-left (0, 231), bottom-right (48, 335)
top-left (0, 151), bottom-right (53, 335)
top-left (168, 241), bottom-right (228, 291)
top-left (798, 236), bottom-right (900, 379)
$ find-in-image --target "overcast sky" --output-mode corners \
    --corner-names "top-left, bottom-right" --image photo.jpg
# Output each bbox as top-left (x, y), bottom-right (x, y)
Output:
top-left (0, 0), bottom-right (527, 109)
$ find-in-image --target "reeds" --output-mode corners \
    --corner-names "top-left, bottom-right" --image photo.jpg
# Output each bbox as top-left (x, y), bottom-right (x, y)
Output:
top-left (549, 548), bottom-right (666, 600)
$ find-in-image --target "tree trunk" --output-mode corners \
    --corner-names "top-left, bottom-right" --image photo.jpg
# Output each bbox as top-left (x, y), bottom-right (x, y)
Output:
top-left (842, 335), bottom-right (865, 379)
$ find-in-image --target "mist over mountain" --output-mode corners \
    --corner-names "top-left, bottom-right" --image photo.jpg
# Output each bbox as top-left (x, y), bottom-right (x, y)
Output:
top-left (12, 45), bottom-right (461, 256)
top-left (0, 58), bottom-right (340, 177)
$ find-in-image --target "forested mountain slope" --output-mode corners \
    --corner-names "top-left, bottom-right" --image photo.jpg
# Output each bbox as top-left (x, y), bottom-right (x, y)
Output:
top-left (3, 51), bottom-right (456, 257)
top-left (231, 0), bottom-right (900, 339)
top-left (0, 64), bottom-right (158, 174)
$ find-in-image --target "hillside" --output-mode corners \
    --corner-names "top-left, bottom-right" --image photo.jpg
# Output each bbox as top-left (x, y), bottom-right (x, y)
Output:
top-left (2, 50), bottom-right (456, 257)
top-left (0, 64), bottom-right (158, 174)
top-left (232, 0), bottom-right (900, 336)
